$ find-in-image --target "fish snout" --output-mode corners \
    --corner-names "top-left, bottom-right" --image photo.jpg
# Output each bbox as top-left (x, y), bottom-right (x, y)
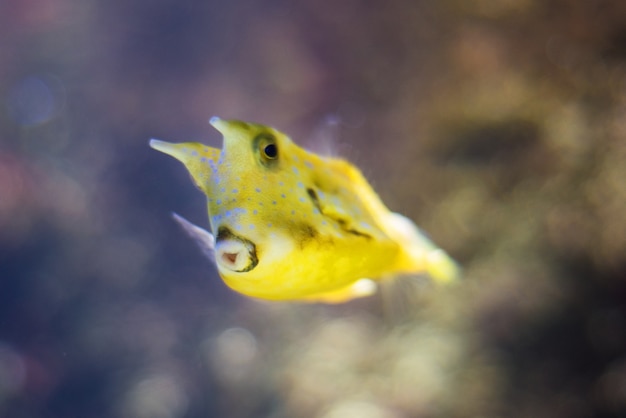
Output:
top-left (215, 227), bottom-right (258, 273)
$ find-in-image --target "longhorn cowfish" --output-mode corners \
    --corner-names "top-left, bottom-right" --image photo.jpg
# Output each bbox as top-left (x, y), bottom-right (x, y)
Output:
top-left (150, 117), bottom-right (459, 303)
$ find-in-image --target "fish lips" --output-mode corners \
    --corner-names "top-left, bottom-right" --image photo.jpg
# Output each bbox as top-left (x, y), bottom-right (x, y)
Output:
top-left (215, 227), bottom-right (258, 273)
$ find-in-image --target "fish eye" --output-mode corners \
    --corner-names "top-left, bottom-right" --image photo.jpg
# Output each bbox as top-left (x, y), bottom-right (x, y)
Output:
top-left (254, 133), bottom-right (279, 165)
top-left (264, 143), bottom-right (277, 159)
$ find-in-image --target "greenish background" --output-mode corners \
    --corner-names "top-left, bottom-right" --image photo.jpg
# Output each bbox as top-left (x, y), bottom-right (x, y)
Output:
top-left (1, 1), bottom-right (626, 417)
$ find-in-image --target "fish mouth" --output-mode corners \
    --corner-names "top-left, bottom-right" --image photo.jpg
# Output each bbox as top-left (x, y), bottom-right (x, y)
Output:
top-left (215, 227), bottom-right (258, 273)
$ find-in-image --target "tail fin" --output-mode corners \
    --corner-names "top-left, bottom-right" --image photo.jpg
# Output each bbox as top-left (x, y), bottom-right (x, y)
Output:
top-left (387, 212), bottom-right (461, 284)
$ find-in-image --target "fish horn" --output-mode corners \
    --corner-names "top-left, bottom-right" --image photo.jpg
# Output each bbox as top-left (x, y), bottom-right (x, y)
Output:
top-left (149, 138), bottom-right (220, 193)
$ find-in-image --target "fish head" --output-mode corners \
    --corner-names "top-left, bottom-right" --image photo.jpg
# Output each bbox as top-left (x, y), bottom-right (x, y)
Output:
top-left (203, 118), bottom-right (318, 291)
top-left (152, 117), bottom-right (336, 298)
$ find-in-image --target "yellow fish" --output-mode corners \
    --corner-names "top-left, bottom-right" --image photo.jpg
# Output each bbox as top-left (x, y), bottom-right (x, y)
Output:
top-left (150, 117), bottom-right (459, 303)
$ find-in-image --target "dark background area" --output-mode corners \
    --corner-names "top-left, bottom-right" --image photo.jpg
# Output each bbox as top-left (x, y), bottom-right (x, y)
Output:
top-left (1, 1), bottom-right (626, 417)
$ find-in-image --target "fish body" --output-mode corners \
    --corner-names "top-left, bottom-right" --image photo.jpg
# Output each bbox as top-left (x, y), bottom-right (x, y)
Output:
top-left (150, 118), bottom-right (459, 302)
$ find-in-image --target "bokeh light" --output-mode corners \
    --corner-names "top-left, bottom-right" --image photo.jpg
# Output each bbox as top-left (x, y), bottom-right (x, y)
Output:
top-left (6, 75), bottom-right (65, 126)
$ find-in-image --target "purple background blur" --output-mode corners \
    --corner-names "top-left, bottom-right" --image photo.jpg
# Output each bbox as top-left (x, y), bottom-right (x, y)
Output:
top-left (1, 1), bottom-right (626, 417)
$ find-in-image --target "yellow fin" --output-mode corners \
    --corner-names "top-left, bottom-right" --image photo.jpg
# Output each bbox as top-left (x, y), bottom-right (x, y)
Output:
top-left (299, 279), bottom-right (377, 303)
top-left (386, 212), bottom-right (461, 283)
top-left (425, 248), bottom-right (461, 284)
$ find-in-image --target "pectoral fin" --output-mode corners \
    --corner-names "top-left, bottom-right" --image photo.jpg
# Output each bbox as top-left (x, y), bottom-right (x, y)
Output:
top-left (171, 213), bottom-right (216, 264)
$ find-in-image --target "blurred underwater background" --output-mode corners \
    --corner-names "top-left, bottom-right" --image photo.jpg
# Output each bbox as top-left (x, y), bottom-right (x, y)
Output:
top-left (1, 0), bottom-right (626, 417)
